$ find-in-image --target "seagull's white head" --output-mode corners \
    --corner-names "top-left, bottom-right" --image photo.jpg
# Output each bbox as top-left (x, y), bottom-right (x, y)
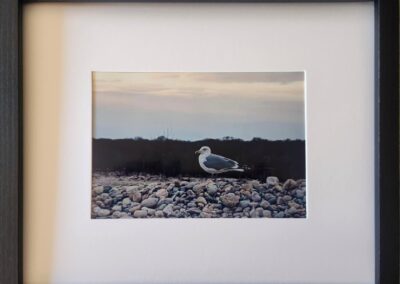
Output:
top-left (195, 146), bottom-right (211, 155)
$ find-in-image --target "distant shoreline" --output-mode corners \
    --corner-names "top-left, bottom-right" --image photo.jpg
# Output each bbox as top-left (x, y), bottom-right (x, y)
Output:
top-left (92, 138), bottom-right (306, 181)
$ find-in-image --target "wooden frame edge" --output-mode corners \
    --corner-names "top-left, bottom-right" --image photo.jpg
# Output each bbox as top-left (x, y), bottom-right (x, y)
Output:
top-left (0, 0), bottom-right (22, 283)
top-left (0, 0), bottom-right (21, 283)
top-left (375, 0), bottom-right (399, 282)
top-left (0, 0), bottom-right (397, 283)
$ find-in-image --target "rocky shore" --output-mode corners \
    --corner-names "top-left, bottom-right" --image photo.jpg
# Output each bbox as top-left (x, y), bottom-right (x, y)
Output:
top-left (91, 173), bottom-right (306, 219)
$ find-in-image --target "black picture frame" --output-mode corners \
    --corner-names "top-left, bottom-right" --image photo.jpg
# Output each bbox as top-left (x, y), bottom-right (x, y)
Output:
top-left (0, 0), bottom-right (398, 283)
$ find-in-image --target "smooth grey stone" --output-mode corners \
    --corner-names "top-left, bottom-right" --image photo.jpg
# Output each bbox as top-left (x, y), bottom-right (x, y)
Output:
top-left (133, 210), bottom-right (148, 218)
top-left (250, 207), bottom-right (264, 218)
top-left (97, 209), bottom-right (111, 217)
top-left (163, 204), bottom-right (174, 216)
top-left (103, 198), bottom-right (113, 206)
top-left (130, 190), bottom-right (142, 203)
top-left (187, 208), bottom-right (201, 214)
top-left (122, 197), bottom-right (132, 206)
top-left (251, 192), bottom-right (261, 202)
top-left (195, 197), bottom-right (207, 205)
top-left (155, 188), bottom-right (168, 198)
top-left (235, 207), bottom-right (243, 213)
top-left (141, 197), bottom-right (159, 208)
top-left (93, 187), bottom-right (104, 195)
top-left (263, 210), bottom-right (272, 218)
top-left (144, 207), bottom-right (155, 216)
top-left (158, 198), bottom-right (173, 206)
top-left (212, 203), bottom-right (223, 210)
top-left (193, 183), bottom-right (206, 193)
top-left (129, 204), bottom-right (141, 213)
top-left (220, 193), bottom-right (240, 207)
top-left (206, 183), bottom-right (218, 195)
top-left (282, 179), bottom-right (297, 191)
top-left (118, 212), bottom-right (130, 219)
top-left (186, 182), bottom-right (197, 189)
top-left (266, 176), bottom-right (279, 187)
top-left (295, 189), bottom-right (305, 198)
top-left (158, 204), bottom-right (167, 210)
top-left (125, 185), bottom-right (140, 193)
top-left (260, 200), bottom-right (270, 209)
top-left (283, 195), bottom-right (292, 201)
top-left (240, 200), bottom-right (251, 208)
top-left (186, 190), bottom-right (196, 198)
top-left (264, 193), bottom-right (274, 200)
top-left (269, 205), bottom-right (277, 211)
top-left (223, 207), bottom-right (232, 213)
top-left (187, 202), bottom-right (196, 208)
top-left (112, 205), bottom-right (122, 211)
top-left (287, 207), bottom-right (298, 215)
top-left (100, 193), bottom-right (110, 200)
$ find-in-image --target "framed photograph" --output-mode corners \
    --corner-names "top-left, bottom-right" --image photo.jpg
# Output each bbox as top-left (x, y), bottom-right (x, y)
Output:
top-left (0, 0), bottom-right (398, 283)
top-left (91, 71), bottom-right (306, 219)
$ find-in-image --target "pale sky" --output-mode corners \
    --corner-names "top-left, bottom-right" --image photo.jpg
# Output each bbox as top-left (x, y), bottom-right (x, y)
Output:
top-left (92, 72), bottom-right (305, 141)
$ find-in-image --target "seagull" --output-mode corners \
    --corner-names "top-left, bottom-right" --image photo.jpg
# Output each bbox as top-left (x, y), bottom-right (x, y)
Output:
top-left (195, 146), bottom-right (244, 174)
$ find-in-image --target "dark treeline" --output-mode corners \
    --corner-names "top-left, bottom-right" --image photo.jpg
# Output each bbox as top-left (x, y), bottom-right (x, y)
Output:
top-left (92, 137), bottom-right (305, 181)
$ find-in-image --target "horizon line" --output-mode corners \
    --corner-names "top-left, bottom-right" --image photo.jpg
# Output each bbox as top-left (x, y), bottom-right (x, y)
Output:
top-left (93, 136), bottom-right (306, 142)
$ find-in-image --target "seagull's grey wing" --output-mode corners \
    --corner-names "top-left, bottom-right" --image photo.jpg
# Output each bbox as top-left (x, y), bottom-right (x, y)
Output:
top-left (204, 154), bottom-right (238, 170)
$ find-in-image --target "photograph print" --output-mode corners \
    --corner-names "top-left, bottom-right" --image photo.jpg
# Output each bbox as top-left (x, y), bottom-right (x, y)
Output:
top-left (92, 72), bottom-right (306, 219)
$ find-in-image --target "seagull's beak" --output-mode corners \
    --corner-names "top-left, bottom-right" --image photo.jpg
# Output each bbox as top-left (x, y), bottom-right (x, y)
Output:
top-left (195, 150), bottom-right (200, 154)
